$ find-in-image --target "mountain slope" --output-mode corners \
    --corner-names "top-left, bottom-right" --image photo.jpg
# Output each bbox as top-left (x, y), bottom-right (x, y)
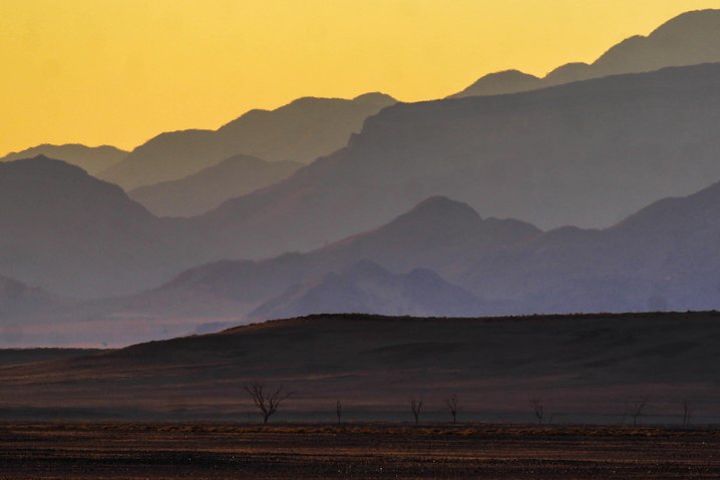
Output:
top-left (0, 157), bottom-right (185, 298)
top-left (134, 197), bottom-right (537, 319)
top-left (1, 144), bottom-right (127, 175)
top-left (185, 63), bottom-right (720, 264)
top-left (114, 179), bottom-right (720, 326)
top-left (460, 179), bottom-right (720, 313)
top-left (129, 155), bottom-right (301, 217)
top-left (100, 93), bottom-right (396, 189)
top-left (453, 9), bottom-right (720, 97)
top-left (249, 260), bottom-right (487, 320)
top-left (27, 196), bottom-right (535, 345)
top-left (9, 175), bottom-right (720, 344)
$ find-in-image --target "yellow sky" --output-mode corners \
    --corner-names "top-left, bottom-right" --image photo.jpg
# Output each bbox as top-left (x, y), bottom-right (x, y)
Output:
top-left (2, 0), bottom-right (720, 155)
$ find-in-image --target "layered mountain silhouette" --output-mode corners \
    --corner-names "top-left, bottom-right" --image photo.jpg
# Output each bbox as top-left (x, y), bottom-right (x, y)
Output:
top-left (461, 179), bottom-right (720, 314)
top-left (0, 157), bottom-right (188, 298)
top-left (100, 93), bottom-right (396, 190)
top-left (129, 155), bottom-right (301, 217)
top-left (248, 260), bottom-right (486, 320)
top-left (452, 9), bottom-right (720, 97)
top-left (7, 62), bottom-right (720, 305)
top-left (1, 144), bottom-right (127, 175)
top-left (102, 196), bottom-right (537, 325)
top-left (7, 9), bottom-right (720, 342)
top-left (180, 63), bottom-right (720, 267)
top-left (82, 179), bottom-right (720, 343)
top-left (8, 168), bottom-right (720, 345)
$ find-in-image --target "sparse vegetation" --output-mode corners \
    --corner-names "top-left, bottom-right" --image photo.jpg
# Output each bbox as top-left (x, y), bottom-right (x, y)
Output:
top-left (336, 400), bottom-right (343, 425)
top-left (244, 382), bottom-right (293, 424)
top-left (530, 397), bottom-right (544, 424)
top-left (410, 399), bottom-right (423, 425)
top-left (682, 400), bottom-right (693, 427)
top-left (445, 394), bottom-right (459, 424)
top-left (629, 398), bottom-right (648, 427)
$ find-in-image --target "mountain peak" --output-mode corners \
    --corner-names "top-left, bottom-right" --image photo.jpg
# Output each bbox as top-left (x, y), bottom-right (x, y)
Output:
top-left (592, 9), bottom-right (720, 75)
top-left (450, 70), bottom-right (541, 98)
top-left (352, 92), bottom-right (396, 104)
top-left (0, 155), bottom-right (88, 177)
top-left (401, 196), bottom-right (481, 222)
top-left (651, 9), bottom-right (720, 36)
top-left (544, 62), bottom-right (592, 84)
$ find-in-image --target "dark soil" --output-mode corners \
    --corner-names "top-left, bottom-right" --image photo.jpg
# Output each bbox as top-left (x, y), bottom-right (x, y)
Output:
top-left (1, 423), bottom-right (719, 479)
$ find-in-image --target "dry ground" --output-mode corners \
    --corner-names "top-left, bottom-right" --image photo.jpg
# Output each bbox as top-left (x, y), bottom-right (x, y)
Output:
top-left (1, 423), bottom-right (719, 479)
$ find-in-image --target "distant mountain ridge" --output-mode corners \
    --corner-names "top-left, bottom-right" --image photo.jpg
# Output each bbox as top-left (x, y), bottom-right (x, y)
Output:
top-left (100, 92), bottom-right (396, 190)
top-left (179, 62), bottom-right (720, 267)
top-left (0, 195), bottom-right (535, 345)
top-left (248, 260), bottom-right (487, 320)
top-left (459, 178), bottom-right (720, 314)
top-left (116, 178), bottom-right (720, 336)
top-left (452, 9), bottom-right (720, 97)
top-left (6, 63), bottom-right (720, 302)
top-left (8, 165), bottom-right (720, 345)
top-left (1, 144), bottom-right (127, 175)
top-left (129, 155), bottom-right (301, 217)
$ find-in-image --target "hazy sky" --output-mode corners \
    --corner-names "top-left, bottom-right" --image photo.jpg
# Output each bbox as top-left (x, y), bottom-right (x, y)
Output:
top-left (2, 0), bottom-right (720, 155)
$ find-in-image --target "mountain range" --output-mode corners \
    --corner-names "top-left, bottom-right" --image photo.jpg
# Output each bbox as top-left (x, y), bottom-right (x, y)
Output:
top-left (5, 10), bottom-right (720, 348)
top-left (452, 9), bottom-right (720, 97)
top-left (179, 62), bottom-right (720, 271)
top-left (9, 167), bottom-right (720, 347)
top-left (6, 61), bottom-right (720, 302)
top-left (0, 144), bottom-right (127, 175)
top-left (99, 92), bottom-right (396, 190)
top-left (129, 178), bottom-right (720, 328)
top-left (74, 196), bottom-right (535, 338)
top-left (128, 155), bottom-right (301, 217)
top-left (248, 260), bottom-right (488, 321)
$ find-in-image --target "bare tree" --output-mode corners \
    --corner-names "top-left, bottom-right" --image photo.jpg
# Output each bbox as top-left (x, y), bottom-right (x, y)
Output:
top-left (445, 394), bottom-right (460, 424)
top-left (336, 400), bottom-right (343, 425)
top-left (530, 397), bottom-right (544, 424)
top-left (682, 400), bottom-right (693, 427)
top-left (410, 399), bottom-right (423, 425)
top-left (630, 398), bottom-right (648, 427)
top-left (244, 382), bottom-right (293, 424)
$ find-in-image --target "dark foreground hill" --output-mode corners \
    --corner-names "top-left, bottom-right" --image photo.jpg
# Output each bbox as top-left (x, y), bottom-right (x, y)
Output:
top-left (2, 312), bottom-right (720, 423)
